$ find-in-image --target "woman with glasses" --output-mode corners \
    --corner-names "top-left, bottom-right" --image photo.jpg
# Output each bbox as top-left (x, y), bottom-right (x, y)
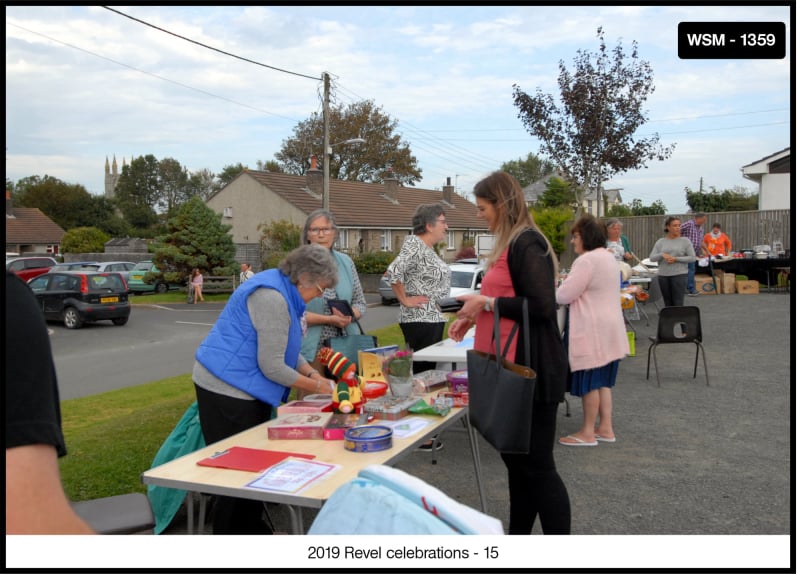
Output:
top-left (192, 244), bottom-right (339, 534)
top-left (300, 209), bottom-right (368, 371)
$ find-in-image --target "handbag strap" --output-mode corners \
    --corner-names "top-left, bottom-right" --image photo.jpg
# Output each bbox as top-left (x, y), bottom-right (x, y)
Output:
top-left (339, 317), bottom-right (367, 336)
top-left (492, 298), bottom-right (531, 367)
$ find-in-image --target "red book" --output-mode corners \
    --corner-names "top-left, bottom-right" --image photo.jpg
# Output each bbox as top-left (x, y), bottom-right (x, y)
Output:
top-left (196, 447), bottom-right (315, 473)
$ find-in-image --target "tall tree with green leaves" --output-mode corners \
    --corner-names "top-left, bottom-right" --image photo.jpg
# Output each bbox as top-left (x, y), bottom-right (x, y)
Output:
top-left (150, 196), bottom-right (237, 285)
top-left (217, 163), bottom-right (248, 189)
top-left (275, 100), bottom-right (422, 185)
top-left (115, 155), bottom-right (161, 229)
top-left (537, 176), bottom-right (575, 209)
top-left (61, 227), bottom-right (110, 253)
top-left (500, 153), bottom-right (556, 188)
top-left (512, 27), bottom-right (675, 212)
top-left (685, 185), bottom-right (758, 212)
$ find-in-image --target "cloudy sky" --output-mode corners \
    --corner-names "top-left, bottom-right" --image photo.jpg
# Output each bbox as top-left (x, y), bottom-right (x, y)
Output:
top-left (6, 4), bottom-right (792, 214)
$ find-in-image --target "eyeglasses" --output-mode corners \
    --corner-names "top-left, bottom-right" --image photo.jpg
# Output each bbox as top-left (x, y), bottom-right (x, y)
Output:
top-left (315, 283), bottom-right (325, 295)
top-left (309, 227), bottom-right (333, 235)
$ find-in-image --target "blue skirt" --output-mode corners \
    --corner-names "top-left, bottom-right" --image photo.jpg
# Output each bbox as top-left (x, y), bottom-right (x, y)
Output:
top-left (569, 360), bottom-right (620, 397)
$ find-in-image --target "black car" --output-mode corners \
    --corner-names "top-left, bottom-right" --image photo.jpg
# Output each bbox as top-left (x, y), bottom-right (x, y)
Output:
top-left (27, 271), bottom-right (131, 329)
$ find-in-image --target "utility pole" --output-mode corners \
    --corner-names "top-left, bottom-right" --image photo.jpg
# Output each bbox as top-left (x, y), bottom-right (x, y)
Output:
top-left (322, 72), bottom-right (331, 211)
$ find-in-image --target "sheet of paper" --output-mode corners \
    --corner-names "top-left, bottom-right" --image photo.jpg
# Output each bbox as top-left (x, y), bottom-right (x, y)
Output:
top-left (381, 416), bottom-right (433, 439)
top-left (245, 457), bottom-right (339, 494)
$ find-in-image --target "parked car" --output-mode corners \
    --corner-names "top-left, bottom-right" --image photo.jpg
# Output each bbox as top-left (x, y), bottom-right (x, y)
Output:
top-left (6, 256), bottom-right (58, 281)
top-left (49, 261), bottom-right (99, 272)
top-left (26, 271), bottom-right (130, 329)
top-left (79, 261), bottom-right (137, 283)
top-left (378, 260), bottom-right (484, 306)
top-left (126, 260), bottom-right (181, 294)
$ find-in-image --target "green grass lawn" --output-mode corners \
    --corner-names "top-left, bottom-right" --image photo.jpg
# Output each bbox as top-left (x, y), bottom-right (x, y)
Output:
top-left (58, 317), bottom-right (453, 501)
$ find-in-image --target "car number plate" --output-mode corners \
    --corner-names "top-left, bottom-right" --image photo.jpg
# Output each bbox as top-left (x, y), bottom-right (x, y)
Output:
top-left (101, 296), bottom-right (119, 303)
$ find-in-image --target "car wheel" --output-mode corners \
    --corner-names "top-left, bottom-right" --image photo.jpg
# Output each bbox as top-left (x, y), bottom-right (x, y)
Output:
top-left (112, 317), bottom-right (129, 326)
top-left (62, 307), bottom-right (83, 329)
top-left (155, 282), bottom-right (168, 294)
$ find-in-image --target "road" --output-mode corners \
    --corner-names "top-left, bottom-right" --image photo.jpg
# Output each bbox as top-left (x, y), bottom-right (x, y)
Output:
top-left (51, 299), bottom-right (400, 400)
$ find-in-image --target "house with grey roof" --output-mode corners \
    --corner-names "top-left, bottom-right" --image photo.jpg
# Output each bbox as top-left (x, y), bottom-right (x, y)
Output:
top-left (5, 190), bottom-right (66, 256)
top-left (741, 147), bottom-right (791, 210)
top-left (522, 171), bottom-right (622, 216)
top-left (205, 168), bottom-right (487, 264)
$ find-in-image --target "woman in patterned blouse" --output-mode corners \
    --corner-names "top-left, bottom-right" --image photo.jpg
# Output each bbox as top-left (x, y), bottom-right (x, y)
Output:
top-left (385, 204), bottom-right (452, 373)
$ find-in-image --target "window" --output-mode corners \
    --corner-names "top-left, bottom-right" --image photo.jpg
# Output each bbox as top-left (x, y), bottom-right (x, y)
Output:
top-left (446, 230), bottom-right (455, 250)
top-left (337, 229), bottom-right (349, 250)
top-left (381, 229), bottom-right (391, 251)
top-left (223, 207), bottom-right (233, 218)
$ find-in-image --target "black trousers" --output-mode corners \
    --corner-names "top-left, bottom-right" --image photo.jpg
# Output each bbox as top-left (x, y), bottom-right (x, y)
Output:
top-left (400, 321), bottom-right (445, 373)
top-left (194, 383), bottom-right (275, 534)
top-left (500, 401), bottom-right (571, 534)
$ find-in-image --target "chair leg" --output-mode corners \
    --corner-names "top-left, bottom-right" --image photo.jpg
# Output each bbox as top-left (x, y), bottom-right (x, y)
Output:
top-left (697, 342), bottom-right (710, 386)
top-left (693, 345), bottom-right (699, 379)
top-left (652, 346), bottom-right (661, 387)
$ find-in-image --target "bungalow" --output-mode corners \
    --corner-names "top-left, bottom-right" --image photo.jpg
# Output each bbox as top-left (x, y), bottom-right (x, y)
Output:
top-left (205, 166), bottom-right (487, 266)
top-left (741, 147), bottom-right (791, 210)
top-left (5, 190), bottom-right (66, 256)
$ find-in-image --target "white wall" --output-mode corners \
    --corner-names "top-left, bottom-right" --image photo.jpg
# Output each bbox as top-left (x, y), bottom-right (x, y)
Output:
top-left (759, 173), bottom-right (791, 210)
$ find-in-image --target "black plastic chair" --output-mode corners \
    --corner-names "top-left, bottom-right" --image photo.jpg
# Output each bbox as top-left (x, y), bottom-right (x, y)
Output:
top-left (646, 306), bottom-right (709, 387)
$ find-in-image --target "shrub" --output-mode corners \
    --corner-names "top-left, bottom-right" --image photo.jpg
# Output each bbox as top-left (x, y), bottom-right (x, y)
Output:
top-left (352, 250), bottom-right (396, 274)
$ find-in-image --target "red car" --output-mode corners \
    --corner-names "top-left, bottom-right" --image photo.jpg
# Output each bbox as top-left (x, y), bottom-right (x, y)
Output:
top-left (6, 256), bottom-right (58, 281)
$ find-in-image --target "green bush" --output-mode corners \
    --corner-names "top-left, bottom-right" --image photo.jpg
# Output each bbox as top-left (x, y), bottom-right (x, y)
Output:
top-left (352, 250), bottom-right (396, 274)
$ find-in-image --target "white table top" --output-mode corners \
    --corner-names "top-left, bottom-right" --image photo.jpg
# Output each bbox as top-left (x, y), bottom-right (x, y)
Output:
top-left (413, 327), bottom-right (475, 364)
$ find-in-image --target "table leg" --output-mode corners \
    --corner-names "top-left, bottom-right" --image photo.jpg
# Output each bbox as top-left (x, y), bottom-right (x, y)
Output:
top-left (286, 505), bottom-right (305, 535)
top-left (463, 416), bottom-right (488, 513)
top-left (186, 492), bottom-right (195, 534)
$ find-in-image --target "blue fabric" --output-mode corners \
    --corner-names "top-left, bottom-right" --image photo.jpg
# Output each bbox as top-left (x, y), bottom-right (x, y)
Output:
top-left (569, 360), bottom-right (620, 397)
top-left (195, 269), bottom-right (304, 406)
top-left (146, 402), bottom-right (206, 534)
top-left (307, 477), bottom-right (457, 535)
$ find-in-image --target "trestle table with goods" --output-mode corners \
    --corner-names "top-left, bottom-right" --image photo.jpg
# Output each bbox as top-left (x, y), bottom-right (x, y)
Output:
top-left (141, 387), bottom-right (488, 534)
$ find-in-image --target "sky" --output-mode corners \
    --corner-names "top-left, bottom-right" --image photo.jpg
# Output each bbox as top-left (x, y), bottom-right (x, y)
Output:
top-left (5, 4), bottom-right (793, 215)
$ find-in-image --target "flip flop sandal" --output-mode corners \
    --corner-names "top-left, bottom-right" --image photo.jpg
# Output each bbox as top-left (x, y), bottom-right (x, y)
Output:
top-left (559, 435), bottom-right (598, 447)
top-left (595, 435), bottom-right (617, 443)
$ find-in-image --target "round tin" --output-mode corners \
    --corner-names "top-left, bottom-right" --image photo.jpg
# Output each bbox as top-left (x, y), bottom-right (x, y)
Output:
top-left (344, 425), bottom-right (393, 453)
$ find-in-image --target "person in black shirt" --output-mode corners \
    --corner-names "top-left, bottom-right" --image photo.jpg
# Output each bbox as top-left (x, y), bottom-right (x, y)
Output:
top-left (5, 271), bottom-right (93, 533)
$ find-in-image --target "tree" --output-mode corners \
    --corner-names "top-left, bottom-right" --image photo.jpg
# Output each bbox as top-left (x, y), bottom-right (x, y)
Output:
top-left (156, 157), bottom-right (192, 216)
top-left (537, 176), bottom-right (575, 209)
top-left (255, 159), bottom-right (283, 173)
top-left (257, 219), bottom-right (302, 269)
top-left (149, 196), bottom-right (237, 285)
top-left (187, 168), bottom-right (219, 201)
top-left (531, 206), bottom-right (573, 257)
top-left (217, 163), bottom-right (247, 189)
top-left (607, 198), bottom-right (666, 216)
top-left (13, 175), bottom-right (127, 234)
top-left (512, 27), bottom-right (675, 213)
top-left (61, 227), bottom-right (110, 253)
top-left (685, 184), bottom-right (758, 212)
top-left (114, 155), bottom-right (160, 230)
top-left (500, 153), bottom-right (556, 188)
top-left (275, 100), bottom-right (422, 185)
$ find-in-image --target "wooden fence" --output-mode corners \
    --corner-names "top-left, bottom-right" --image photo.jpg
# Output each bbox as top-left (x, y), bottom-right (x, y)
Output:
top-left (558, 209), bottom-right (792, 269)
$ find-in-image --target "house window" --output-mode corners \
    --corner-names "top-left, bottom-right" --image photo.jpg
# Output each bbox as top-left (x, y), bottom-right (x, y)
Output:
top-left (586, 200), bottom-right (593, 215)
top-left (337, 229), bottom-right (349, 250)
top-left (381, 229), bottom-right (391, 252)
top-left (223, 207), bottom-right (233, 218)
top-left (446, 230), bottom-right (455, 250)
top-left (46, 244), bottom-right (59, 255)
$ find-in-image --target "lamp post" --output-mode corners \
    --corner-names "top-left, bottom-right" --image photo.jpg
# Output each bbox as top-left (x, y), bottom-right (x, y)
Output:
top-left (322, 137), bottom-right (366, 211)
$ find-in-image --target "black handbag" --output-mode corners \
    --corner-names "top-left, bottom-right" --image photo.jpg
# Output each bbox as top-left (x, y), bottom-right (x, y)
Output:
top-left (467, 299), bottom-right (536, 454)
top-left (327, 319), bottom-right (378, 371)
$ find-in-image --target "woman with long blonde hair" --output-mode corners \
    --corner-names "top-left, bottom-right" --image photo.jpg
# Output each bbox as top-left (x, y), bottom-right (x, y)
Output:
top-left (449, 171), bottom-right (570, 534)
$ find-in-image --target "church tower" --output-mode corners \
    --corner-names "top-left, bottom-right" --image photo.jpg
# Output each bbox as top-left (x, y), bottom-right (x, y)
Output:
top-left (104, 155), bottom-right (124, 198)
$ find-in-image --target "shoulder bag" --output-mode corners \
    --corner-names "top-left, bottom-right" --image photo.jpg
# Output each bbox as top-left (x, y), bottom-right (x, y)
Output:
top-left (327, 318), bottom-right (378, 371)
top-left (466, 299), bottom-right (536, 454)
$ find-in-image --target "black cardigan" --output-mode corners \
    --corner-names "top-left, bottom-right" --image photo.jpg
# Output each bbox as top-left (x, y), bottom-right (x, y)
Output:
top-left (496, 228), bottom-right (569, 405)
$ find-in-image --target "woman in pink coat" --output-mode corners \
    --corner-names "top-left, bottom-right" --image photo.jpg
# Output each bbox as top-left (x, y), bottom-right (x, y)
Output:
top-left (556, 215), bottom-right (629, 447)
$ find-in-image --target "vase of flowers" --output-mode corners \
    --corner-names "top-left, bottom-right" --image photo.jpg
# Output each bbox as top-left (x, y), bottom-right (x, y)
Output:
top-left (383, 348), bottom-right (414, 398)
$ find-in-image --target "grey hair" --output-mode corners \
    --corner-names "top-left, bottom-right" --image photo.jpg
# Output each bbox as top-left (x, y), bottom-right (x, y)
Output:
top-left (411, 204), bottom-right (445, 235)
top-left (278, 243), bottom-right (339, 288)
top-left (604, 218), bottom-right (622, 229)
top-left (301, 209), bottom-right (338, 245)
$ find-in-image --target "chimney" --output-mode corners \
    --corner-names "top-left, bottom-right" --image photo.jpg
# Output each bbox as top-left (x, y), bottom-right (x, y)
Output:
top-left (384, 173), bottom-right (399, 202)
top-left (306, 155), bottom-right (323, 197)
top-left (442, 176), bottom-right (454, 205)
top-left (6, 189), bottom-right (12, 216)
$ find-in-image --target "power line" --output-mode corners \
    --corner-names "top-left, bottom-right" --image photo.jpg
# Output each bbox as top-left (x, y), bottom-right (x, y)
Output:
top-left (101, 6), bottom-right (320, 81)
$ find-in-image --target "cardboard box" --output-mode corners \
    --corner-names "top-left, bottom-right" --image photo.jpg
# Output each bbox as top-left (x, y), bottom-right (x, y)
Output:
top-left (413, 369), bottom-right (450, 392)
top-left (722, 273), bottom-right (736, 294)
top-left (735, 280), bottom-right (760, 295)
top-left (695, 276), bottom-right (718, 295)
top-left (266, 412), bottom-right (332, 440)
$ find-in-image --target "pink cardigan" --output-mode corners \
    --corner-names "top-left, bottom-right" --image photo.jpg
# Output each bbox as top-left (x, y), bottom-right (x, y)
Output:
top-left (556, 247), bottom-right (629, 372)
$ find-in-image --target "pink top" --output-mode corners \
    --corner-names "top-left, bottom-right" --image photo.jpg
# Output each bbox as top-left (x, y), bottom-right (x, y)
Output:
top-left (556, 247), bottom-right (629, 372)
top-left (474, 249), bottom-right (518, 362)
top-left (192, 273), bottom-right (203, 286)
